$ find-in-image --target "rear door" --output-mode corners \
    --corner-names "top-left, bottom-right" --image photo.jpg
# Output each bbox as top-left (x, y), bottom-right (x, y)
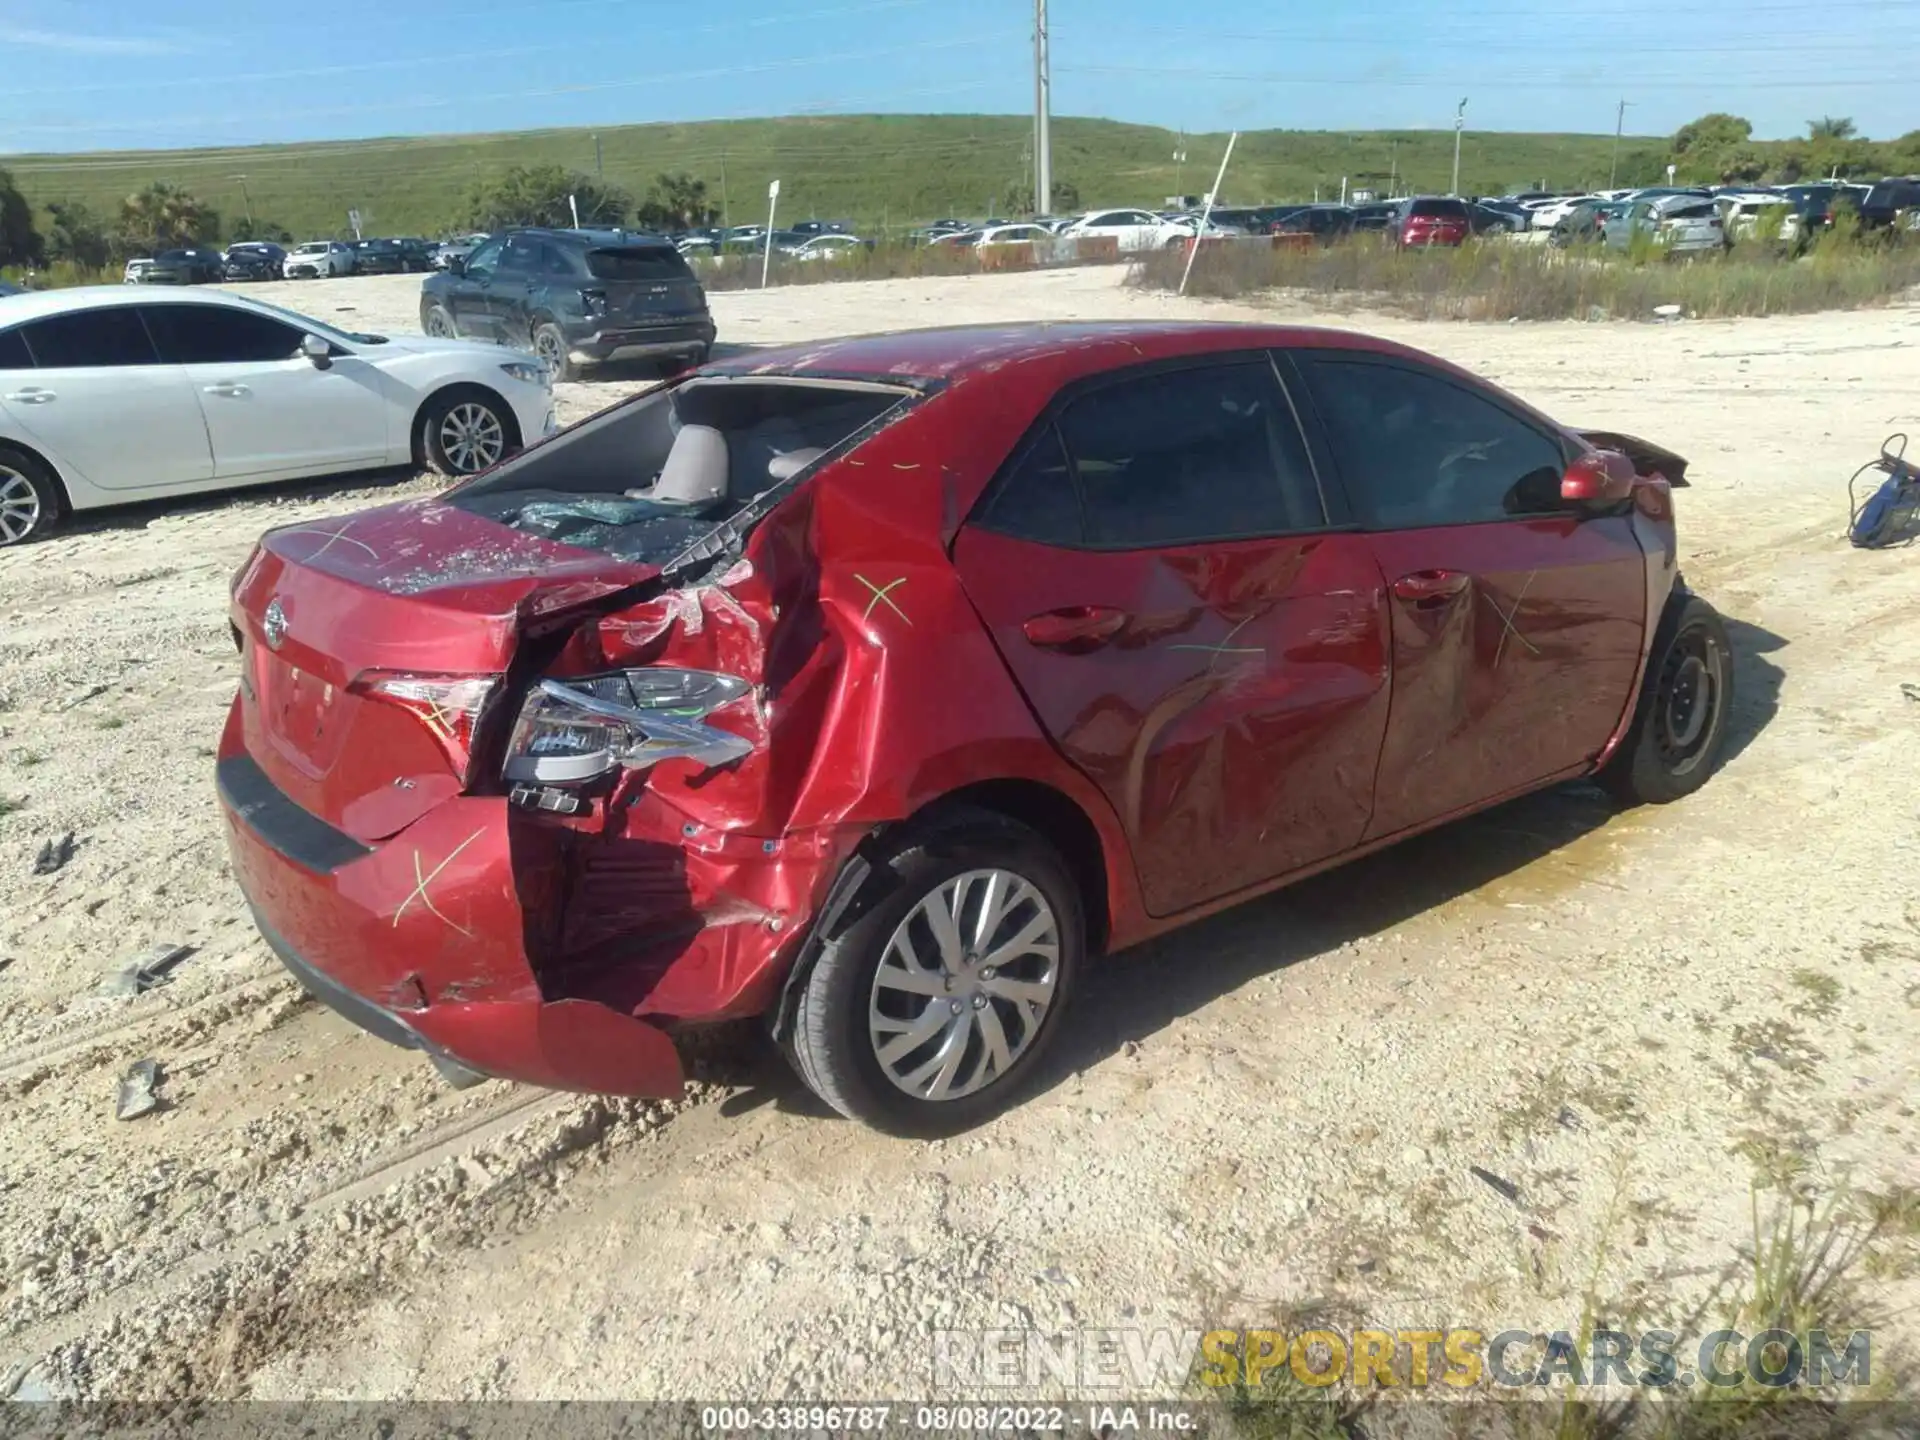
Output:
top-left (953, 356), bottom-right (1392, 918)
top-left (3, 304), bottom-right (213, 492)
top-left (143, 302), bottom-right (388, 478)
top-left (485, 233), bottom-right (542, 341)
top-left (1289, 350), bottom-right (1646, 839)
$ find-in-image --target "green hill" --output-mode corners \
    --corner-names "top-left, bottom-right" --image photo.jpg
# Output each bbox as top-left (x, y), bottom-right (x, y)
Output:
top-left (6, 114), bottom-right (1674, 242)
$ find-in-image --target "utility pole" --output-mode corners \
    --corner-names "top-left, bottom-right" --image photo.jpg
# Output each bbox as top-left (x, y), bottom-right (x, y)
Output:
top-left (1610, 100), bottom-right (1631, 188)
top-left (1451, 98), bottom-right (1467, 197)
top-left (1174, 131), bottom-right (1188, 201)
top-left (230, 174), bottom-right (254, 229)
top-left (593, 133), bottom-right (604, 180)
top-left (1033, 0), bottom-right (1052, 215)
top-left (720, 152), bottom-right (730, 235)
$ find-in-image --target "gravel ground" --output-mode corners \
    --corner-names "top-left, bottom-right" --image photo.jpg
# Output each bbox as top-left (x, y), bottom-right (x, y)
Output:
top-left (1, 266), bottom-right (1918, 1403)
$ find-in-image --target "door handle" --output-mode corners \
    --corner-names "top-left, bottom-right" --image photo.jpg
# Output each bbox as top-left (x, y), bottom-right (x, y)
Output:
top-left (3, 388), bottom-right (54, 404)
top-left (1022, 606), bottom-right (1130, 652)
top-left (1391, 569), bottom-right (1471, 608)
top-left (203, 383), bottom-right (251, 398)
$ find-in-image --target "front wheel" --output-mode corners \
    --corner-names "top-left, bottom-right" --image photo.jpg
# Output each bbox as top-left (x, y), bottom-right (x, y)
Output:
top-left (422, 303), bottom-right (457, 339)
top-left (1600, 595), bottom-right (1734, 806)
top-left (786, 811), bottom-right (1083, 1137)
top-left (420, 390), bottom-right (516, 477)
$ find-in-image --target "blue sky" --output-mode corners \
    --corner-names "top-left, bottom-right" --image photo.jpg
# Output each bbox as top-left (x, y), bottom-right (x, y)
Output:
top-left (0, 0), bottom-right (1909, 154)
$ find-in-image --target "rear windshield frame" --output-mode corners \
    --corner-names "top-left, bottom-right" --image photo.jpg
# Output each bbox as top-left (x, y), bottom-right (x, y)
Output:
top-left (446, 372), bottom-right (935, 576)
top-left (584, 245), bottom-right (696, 283)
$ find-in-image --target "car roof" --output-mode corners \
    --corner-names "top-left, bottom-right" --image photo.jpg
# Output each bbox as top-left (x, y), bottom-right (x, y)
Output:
top-left (704, 320), bottom-right (1476, 389)
top-left (0, 284), bottom-right (282, 326)
top-left (509, 226), bottom-right (674, 246)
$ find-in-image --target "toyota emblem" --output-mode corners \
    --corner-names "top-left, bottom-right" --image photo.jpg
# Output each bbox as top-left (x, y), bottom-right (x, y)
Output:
top-left (263, 598), bottom-right (289, 651)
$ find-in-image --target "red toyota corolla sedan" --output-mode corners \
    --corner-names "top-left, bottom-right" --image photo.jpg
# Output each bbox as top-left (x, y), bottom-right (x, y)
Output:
top-left (218, 321), bottom-right (1731, 1136)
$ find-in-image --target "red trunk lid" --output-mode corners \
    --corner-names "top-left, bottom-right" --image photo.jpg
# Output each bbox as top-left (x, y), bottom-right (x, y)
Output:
top-left (231, 497), bottom-right (653, 843)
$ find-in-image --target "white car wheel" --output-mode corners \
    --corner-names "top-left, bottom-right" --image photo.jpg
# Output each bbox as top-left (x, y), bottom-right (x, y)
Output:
top-left (0, 452), bottom-right (60, 546)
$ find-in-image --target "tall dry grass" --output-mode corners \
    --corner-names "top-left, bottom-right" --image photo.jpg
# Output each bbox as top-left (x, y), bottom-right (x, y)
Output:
top-left (1129, 232), bottom-right (1920, 321)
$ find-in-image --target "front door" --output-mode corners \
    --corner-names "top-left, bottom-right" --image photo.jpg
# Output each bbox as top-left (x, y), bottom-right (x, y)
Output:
top-left (953, 356), bottom-right (1392, 918)
top-left (142, 302), bottom-right (389, 478)
top-left (1289, 351), bottom-right (1647, 838)
top-left (3, 304), bottom-right (213, 492)
top-left (448, 236), bottom-right (505, 340)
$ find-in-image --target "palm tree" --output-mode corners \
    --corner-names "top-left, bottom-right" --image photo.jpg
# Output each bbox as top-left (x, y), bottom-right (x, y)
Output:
top-left (1808, 117), bottom-right (1858, 142)
top-left (118, 182), bottom-right (217, 253)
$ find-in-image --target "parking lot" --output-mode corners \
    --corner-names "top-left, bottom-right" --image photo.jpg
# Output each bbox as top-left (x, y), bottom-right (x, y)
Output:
top-left (3, 264), bottom-right (1919, 1400)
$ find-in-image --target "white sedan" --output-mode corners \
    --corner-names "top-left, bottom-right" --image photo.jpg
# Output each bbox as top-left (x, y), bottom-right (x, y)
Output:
top-left (283, 241), bottom-right (356, 279)
top-left (1062, 208), bottom-right (1187, 252)
top-left (0, 286), bottom-right (557, 546)
top-left (790, 234), bottom-right (868, 262)
top-left (975, 223), bottom-right (1056, 248)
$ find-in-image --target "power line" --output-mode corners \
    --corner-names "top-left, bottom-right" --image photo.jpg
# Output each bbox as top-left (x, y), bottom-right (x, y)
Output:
top-left (1, 33), bottom-right (1021, 137)
top-left (1054, 62), bottom-right (1920, 89)
top-left (0, 0), bottom-right (948, 100)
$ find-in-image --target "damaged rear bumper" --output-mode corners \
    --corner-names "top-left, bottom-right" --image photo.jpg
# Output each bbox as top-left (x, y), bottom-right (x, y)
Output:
top-left (217, 746), bottom-right (687, 1099)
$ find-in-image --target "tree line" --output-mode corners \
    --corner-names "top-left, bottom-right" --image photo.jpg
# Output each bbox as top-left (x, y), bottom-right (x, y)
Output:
top-left (0, 164), bottom-right (734, 272)
top-left (1669, 115), bottom-right (1919, 186)
top-left (5, 116), bottom-right (1917, 273)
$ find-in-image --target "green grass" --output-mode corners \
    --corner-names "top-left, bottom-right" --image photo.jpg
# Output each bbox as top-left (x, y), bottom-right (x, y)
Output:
top-left (4, 114), bottom-right (1672, 245)
top-left (1131, 232), bottom-right (1920, 321)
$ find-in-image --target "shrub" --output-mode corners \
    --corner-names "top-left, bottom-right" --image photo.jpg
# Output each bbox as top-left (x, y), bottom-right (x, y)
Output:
top-left (1128, 235), bottom-right (1920, 321)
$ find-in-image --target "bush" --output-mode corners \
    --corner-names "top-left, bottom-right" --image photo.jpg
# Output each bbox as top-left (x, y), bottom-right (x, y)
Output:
top-left (462, 165), bottom-right (630, 231)
top-left (1128, 234), bottom-right (1920, 321)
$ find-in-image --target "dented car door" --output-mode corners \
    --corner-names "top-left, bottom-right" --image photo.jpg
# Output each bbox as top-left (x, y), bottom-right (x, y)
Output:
top-left (952, 357), bottom-right (1391, 917)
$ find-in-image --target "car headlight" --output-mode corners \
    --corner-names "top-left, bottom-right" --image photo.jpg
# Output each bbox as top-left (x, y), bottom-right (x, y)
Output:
top-left (500, 361), bottom-right (551, 389)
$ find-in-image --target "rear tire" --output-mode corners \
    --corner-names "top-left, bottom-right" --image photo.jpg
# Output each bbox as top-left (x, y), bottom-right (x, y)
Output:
top-left (1599, 595), bottom-right (1734, 806)
top-left (419, 389), bottom-right (518, 477)
top-left (786, 810), bottom-right (1083, 1137)
top-left (531, 322), bottom-right (578, 383)
top-left (0, 446), bottom-right (61, 547)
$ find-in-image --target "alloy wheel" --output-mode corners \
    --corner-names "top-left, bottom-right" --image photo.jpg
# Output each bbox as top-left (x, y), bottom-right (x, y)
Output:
top-left (867, 868), bottom-right (1061, 1102)
top-left (0, 467), bottom-right (41, 545)
top-left (438, 403), bottom-right (506, 473)
top-left (533, 329), bottom-right (566, 374)
top-left (425, 310), bottom-right (453, 338)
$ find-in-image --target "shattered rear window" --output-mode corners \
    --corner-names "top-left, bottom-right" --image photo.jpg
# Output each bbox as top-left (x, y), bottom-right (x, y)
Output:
top-left (446, 378), bottom-right (915, 566)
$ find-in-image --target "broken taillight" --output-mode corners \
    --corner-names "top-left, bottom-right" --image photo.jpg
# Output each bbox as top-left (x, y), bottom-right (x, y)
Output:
top-left (352, 673), bottom-right (499, 779)
top-left (503, 668), bottom-right (753, 789)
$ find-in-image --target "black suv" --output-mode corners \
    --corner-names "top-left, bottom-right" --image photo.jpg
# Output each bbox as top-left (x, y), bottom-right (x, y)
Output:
top-left (1860, 178), bottom-right (1920, 238)
top-left (1272, 204), bottom-right (1357, 243)
top-left (144, 247), bottom-right (226, 284)
top-left (420, 228), bottom-right (716, 380)
top-left (355, 237), bottom-right (437, 274)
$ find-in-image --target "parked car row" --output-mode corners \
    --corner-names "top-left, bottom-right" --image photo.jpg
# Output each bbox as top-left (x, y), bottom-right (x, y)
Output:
top-left (122, 235), bottom-right (449, 285)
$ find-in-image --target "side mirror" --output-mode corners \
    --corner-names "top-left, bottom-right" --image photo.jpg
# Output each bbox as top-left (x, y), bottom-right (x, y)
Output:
top-left (445, 255), bottom-right (467, 276)
top-left (1561, 451), bottom-right (1634, 506)
top-left (300, 333), bottom-right (333, 369)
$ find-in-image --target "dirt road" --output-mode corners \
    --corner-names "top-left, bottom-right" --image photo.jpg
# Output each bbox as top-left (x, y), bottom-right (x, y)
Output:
top-left (2, 267), bottom-right (1917, 1402)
